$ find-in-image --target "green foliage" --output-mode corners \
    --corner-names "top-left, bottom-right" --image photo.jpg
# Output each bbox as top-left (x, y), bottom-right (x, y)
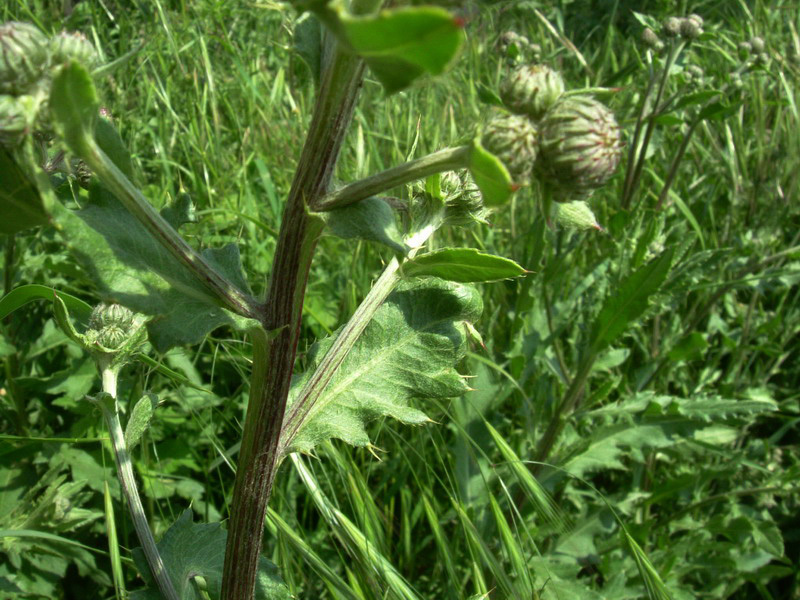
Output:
top-left (468, 138), bottom-right (515, 206)
top-left (0, 148), bottom-right (50, 235)
top-left (282, 277), bottom-right (481, 455)
top-left (402, 248), bottom-right (525, 282)
top-left (130, 509), bottom-right (290, 600)
top-left (325, 196), bottom-right (407, 253)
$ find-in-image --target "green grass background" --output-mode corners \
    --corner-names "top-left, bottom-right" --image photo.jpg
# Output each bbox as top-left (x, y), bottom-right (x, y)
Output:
top-left (1, 0), bottom-right (799, 598)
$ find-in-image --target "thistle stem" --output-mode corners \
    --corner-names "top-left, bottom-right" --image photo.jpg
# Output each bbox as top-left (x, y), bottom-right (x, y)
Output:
top-left (98, 365), bottom-right (179, 600)
top-left (313, 145), bottom-right (473, 212)
top-left (221, 36), bottom-right (367, 600)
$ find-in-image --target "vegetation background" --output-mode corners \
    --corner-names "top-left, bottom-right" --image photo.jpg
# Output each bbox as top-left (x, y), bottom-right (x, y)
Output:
top-left (1, 0), bottom-right (799, 598)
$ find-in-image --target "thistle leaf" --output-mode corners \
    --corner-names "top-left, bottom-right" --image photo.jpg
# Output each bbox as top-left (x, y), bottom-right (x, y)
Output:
top-left (281, 277), bottom-right (482, 456)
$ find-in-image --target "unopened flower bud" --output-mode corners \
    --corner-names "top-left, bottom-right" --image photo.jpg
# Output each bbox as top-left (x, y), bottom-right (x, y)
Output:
top-left (750, 36), bottom-right (765, 53)
top-left (680, 17), bottom-right (703, 39)
top-left (0, 22), bottom-right (51, 95)
top-left (554, 200), bottom-right (602, 231)
top-left (663, 17), bottom-right (682, 37)
top-left (687, 14), bottom-right (704, 28)
top-left (738, 41), bottom-right (752, 59)
top-left (481, 110), bottom-right (539, 184)
top-left (641, 28), bottom-right (662, 50)
top-left (88, 303), bottom-right (137, 350)
top-left (500, 64), bottom-right (565, 120)
top-left (0, 93), bottom-right (36, 146)
top-left (538, 95), bottom-right (622, 200)
top-left (51, 31), bottom-right (99, 68)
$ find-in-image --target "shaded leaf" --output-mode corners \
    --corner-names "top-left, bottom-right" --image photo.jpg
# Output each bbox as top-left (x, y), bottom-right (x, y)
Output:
top-left (293, 13), bottom-right (322, 85)
top-left (403, 248), bottom-right (526, 282)
top-left (0, 284), bottom-right (92, 322)
top-left (50, 61), bottom-right (99, 156)
top-left (325, 196), bottom-right (407, 253)
top-left (130, 509), bottom-right (290, 600)
top-left (51, 185), bottom-right (253, 351)
top-left (281, 277), bottom-right (482, 455)
top-left (0, 148), bottom-right (51, 234)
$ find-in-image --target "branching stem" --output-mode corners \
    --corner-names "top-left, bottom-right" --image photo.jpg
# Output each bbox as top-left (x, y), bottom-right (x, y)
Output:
top-left (313, 145), bottom-right (472, 212)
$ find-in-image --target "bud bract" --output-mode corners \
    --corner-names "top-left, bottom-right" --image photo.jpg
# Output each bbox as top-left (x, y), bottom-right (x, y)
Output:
top-left (500, 64), bottom-right (565, 120)
top-left (0, 22), bottom-right (50, 96)
top-left (481, 110), bottom-right (539, 184)
top-left (0, 93), bottom-right (39, 146)
top-left (538, 95), bottom-right (622, 200)
top-left (442, 171), bottom-right (487, 226)
top-left (554, 200), bottom-right (602, 231)
top-left (641, 28), bottom-right (663, 50)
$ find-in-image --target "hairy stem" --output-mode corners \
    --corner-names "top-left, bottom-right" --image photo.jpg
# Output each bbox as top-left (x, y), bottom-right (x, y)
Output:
top-left (98, 365), bottom-right (178, 600)
top-left (221, 38), bottom-right (367, 600)
top-left (80, 141), bottom-right (258, 319)
top-left (313, 145), bottom-right (472, 211)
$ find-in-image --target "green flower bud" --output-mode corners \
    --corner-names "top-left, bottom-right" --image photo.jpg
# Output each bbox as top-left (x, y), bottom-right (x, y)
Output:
top-left (663, 17), bottom-right (682, 38)
top-left (88, 303), bottom-right (137, 350)
top-left (0, 22), bottom-right (51, 96)
top-left (738, 41), bottom-right (752, 59)
top-left (687, 14), bottom-right (704, 28)
top-left (481, 110), bottom-right (539, 184)
top-left (500, 64), bottom-right (565, 120)
top-left (679, 17), bottom-right (703, 39)
top-left (51, 31), bottom-right (99, 68)
top-left (538, 95), bottom-right (622, 200)
top-left (442, 171), bottom-right (487, 226)
top-left (0, 93), bottom-right (37, 146)
top-left (641, 28), bottom-right (663, 50)
top-left (750, 36), bottom-right (765, 53)
top-left (554, 200), bottom-right (602, 231)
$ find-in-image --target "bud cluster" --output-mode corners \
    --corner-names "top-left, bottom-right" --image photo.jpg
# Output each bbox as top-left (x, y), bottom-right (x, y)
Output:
top-left (737, 36), bottom-right (769, 65)
top-left (662, 14), bottom-right (704, 40)
top-left (497, 31), bottom-right (541, 65)
top-left (0, 21), bottom-right (100, 148)
top-left (481, 61), bottom-right (622, 205)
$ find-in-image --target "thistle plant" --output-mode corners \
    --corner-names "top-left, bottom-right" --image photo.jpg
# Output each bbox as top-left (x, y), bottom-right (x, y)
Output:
top-left (0, 5), bottom-right (627, 599)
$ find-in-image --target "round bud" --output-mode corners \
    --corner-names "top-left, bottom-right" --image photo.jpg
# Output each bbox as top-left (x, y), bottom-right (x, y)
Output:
top-left (50, 31), bottom-right (99, 68)
top-left (538, 95), bottom-right (622, 200)
top-left (750, 36), bottom-right (765, 53)
top-left (88, 303), bottom-right (136, 349)
top-left (737, 41), bottom-right (752, 59)
top-left (641, 28), bottom-right (662, 50)
top-left (663, 17), bottom-right (682, 38)
top-left (0, 22), bottom-right (51, 95)
top-left (687, 13), bottom-right (704, 28)
top-left (442, 171), bottom-right (487, 226)
top-left (679, 17), bottom-right (703, 39)
top-left (481, 110), bottom-right (539, 184)
top-left (500, 64), bottom-right (565, 120)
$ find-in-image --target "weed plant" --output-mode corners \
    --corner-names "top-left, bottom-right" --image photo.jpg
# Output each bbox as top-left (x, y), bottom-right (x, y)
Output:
top-left (1, 0), bottom-right (799, 599)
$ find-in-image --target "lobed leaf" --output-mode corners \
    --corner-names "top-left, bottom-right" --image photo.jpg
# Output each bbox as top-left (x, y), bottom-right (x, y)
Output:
top-left (281, 277), bottom-right (482, 456)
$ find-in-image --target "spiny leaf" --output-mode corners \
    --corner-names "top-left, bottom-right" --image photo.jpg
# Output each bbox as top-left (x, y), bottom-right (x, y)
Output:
top-left (280, 277), bottom-right (482, 456)
top-left (130, 509), bottom-right (290, 600)
top-left (402, 248), bottom-right (526, 283)
top-left (124, 393), bottom-right (159, 451)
